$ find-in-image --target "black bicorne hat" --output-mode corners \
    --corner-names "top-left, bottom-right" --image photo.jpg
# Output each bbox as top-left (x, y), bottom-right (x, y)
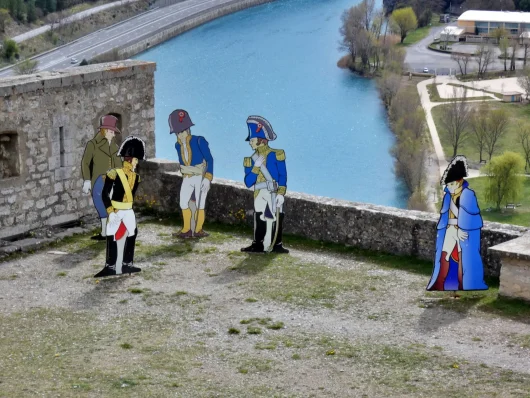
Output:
top-left (118, 136), bottom-right (146, 160)
top-left (441, 155), bottom-right (468, 185)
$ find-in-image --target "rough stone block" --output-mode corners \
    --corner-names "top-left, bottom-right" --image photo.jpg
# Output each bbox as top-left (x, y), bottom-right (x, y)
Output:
top-left (22, 200), bottom-right (35, 210)
top-left (54, 182), bottom-right (63, 194)
top-left (7, 195), bottom-right (17, 204)
top-left (46, 195), bottom-right (59, 206)
top-left (0, 206), bottom-right (11, 216)
top-left (37, 163), bottom-right (48, 172)
top-left (41, 208), bottom-right (52, 218)
top-left (42, 77), bottom-right (63, 89)
top-left (36, 199), bottom-right (46, 209)
top-left (0, 245), bottom-right (20, 254)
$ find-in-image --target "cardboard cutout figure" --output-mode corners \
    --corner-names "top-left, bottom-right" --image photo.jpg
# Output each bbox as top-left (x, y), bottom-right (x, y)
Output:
top-left (427, 155), bottom-right (488, 291)
top-left (94, 136), bottom-right (146, 278)
top-left (241, 116), bottom-right (289, 254)
top-left (81, 115), bottom-right (123, 241)
top-left (169, 109), bottom-right (214, 238)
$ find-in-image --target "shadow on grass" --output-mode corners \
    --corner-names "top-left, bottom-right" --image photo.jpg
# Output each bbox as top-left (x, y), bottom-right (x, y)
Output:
top-left (73, 274), bottom-right (131, 310)
top-left (423, 277), bottom-right (530, 324)
top-left (53, 233), bottom-right (107, 269)
top-left (214, 252), bottom-right (279, 284)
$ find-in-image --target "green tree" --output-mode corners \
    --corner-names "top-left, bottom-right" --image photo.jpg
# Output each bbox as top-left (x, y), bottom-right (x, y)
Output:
top-left (27, 0), bottom-right (36, 23)
top-left (520, 0), bottom-right (530, 11)
top-left (482, 151), bottom-right (525, 210)
top-left (2, 38), bottom-right (19, 60)
top-left (0, 8), bottom-right (10, 32)
top-left (14, 57), bottom-right (38, 75)
top-left (390, 7), bottom-right (417, 43)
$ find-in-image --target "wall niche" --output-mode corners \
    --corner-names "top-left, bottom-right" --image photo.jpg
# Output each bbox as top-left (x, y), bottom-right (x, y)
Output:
top-left (0, 132), bottom-right (20, 179)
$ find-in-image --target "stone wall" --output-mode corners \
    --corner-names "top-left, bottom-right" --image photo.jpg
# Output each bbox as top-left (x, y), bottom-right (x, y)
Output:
top-left (0, 60), bottom-right (156, 239)
top-left (137, 159), bottom-right (527, 278)
top-left (118, 0), bottom-right (276, 59)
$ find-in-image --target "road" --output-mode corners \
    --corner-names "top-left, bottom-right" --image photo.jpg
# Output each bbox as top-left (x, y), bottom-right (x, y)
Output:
top-left (11, 0), bottom-right (141, 43)
top-left (404, 23), bottom-right (525, 75)
top-left (0, 0), bottom-right (242, 78)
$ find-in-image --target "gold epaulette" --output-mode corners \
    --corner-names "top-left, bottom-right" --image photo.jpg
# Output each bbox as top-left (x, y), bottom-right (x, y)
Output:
top-left (273, 149), bottom-right (286, 161)
top-left (106, 169), bottom-right (117, 180)
top-left (244, 157), bottom-right (252, 167)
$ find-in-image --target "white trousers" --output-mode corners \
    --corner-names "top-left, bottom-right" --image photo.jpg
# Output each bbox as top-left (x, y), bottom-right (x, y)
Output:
top-left (442, 225), bottom-right (461, 261)
top-left (180, 175), bottom-right (208, 210)
top-left (106, 209), bottom-right (137, 238)
top-left (254, 189), bottom-right (283, 249)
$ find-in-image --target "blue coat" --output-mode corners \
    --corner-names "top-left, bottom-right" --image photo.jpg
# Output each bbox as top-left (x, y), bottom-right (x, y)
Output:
top-left (427, 180), bottom-right (488, 291)
top-left (175, 135), bottom-right (214, 180)
top-left (244, 148), bottom-right (287, 195)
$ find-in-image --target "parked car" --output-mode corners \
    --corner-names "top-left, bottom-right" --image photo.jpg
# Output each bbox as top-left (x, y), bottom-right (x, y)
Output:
top-left (70, 58), bottom-right (78, 64)
top-left (423, 67), bottom-right (429, 73)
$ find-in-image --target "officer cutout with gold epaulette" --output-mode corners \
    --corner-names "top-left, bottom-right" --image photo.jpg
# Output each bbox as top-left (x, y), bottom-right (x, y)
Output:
top-left (241, 115), bottom-right (289, 254)
top-left (94, 136), bottom-right (146, 278)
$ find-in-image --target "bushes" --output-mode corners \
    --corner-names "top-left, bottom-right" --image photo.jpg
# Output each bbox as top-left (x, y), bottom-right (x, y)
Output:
top-left (2, 38), bottom-right (19, 60)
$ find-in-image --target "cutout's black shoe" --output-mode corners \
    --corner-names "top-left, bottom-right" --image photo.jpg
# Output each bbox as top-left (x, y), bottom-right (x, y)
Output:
top-left (94, 265), bottom-right (116, 278)
top-left (90, 234), bottom-right (107, 241)
top-left (122, 263), bottom-right (141, 274)
top-left (241, 242), bottom-right (264, 253)
top-left (272, 244), bottom-right (289, 254)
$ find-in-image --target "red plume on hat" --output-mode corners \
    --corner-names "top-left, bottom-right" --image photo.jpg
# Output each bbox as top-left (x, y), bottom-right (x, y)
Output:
top-left (169, 109), bottom-right (195, 134)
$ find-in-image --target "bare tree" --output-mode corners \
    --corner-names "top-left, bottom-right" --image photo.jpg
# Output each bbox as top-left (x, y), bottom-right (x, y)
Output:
top-left (510, 37), bottom-right (518, 72)
top-left (485, 108), bottom-right (510, 160)
top-left (517, 67), bottom-right (530, 100)
top-left (451, 53), bottom-right (471, 76)
top-left (499, 36), bottom-right (509, 72)
top-left (440, 87), bottom-right (472, 157)
top-left (523, 41), bottom-right (530, 68)
top-left (518, 124), bottom-right (530, 172)
top-left (470, 103), bottom-right (490, 163)
top-left (475, 42), bottom-right (494, 78)
top-left (378, 71), bottom-right (402, 108)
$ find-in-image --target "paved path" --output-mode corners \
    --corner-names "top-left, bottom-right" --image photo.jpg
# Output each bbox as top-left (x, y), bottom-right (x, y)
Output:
top-left (416, 76), bottom-right (506, 181)
top-left (0, 0), bottom-right (245, 78)
top-left (11, 0), bottom-right (140, 43)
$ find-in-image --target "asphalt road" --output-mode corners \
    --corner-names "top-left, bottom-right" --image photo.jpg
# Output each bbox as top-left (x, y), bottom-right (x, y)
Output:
top-left (12, 0), bottom-right (140, 43)
top-left (405, 23), bottom-right (525, 75)
top-left (0, 0), bottom-right (240, 78)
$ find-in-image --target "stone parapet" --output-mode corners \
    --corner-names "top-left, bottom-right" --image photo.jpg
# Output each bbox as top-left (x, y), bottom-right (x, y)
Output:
top-left (489, 233), bottom-right (530, 302)
top-left (137, 159), bottom-right (527, 278)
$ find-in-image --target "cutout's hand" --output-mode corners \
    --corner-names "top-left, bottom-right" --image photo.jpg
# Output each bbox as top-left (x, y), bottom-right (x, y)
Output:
top-left (254, 156), bottom-right (265, 168)
top-left (457, 228), bottom-right (468, 241)
top-left (201, 178), bottom-right (211, 194)
top-left (82, 180), bottom-right (91, 194)
top-left (108, 212), bottom-right (120, 228)
top-left (176, 163), bottom-right (181, 172)
top-left (275, 194), bottom-right (284, 208)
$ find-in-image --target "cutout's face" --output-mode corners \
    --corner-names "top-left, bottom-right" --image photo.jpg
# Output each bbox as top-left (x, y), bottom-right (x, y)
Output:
top-left (131, 158), bottom-right (139, 169)
top-left (177, 129), bottom-right (190, 141)
top-left (249, 137), bottom-right (259, 150)
top-left (103, 129), bottom-right (115, 141)
top-left (446, 180), bottom-right (462, 193)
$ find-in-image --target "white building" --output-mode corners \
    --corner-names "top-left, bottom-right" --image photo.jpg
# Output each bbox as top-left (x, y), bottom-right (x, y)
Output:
top-left (458, 10), bottom-right (530, 37)
top-left (440, 26), bottom-right (466, 42)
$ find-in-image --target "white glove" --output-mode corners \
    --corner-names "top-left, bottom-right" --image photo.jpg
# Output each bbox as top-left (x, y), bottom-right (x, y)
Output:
top-left (275, 194), bottom-right (284, 208)
top-left (457, 228), bottom-right (468, 242)
top-left (108, 212), bottom-right (120, 228)
top-left (201, 178), bottom-right (211, 194)
top-left (82, 180), bottom-right (91, 194)
top-left (254, 156), bottom-right (265, 168)
top-left (176, 163), bottom-right (181, 172)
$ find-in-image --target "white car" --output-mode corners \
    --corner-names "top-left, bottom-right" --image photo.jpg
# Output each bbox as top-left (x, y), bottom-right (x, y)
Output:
top-left (70, 58), bottom-right (78, 64)
top-left (423, 67), bottom-right (429, 73)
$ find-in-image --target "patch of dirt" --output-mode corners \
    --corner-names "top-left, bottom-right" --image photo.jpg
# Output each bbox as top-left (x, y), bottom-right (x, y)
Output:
top-left (0, 218), bottom-right (529, 397)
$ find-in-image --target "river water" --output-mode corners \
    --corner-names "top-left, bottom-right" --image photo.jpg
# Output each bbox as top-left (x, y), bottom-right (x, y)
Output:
top-left (133, 0), bottom-right (408, 207)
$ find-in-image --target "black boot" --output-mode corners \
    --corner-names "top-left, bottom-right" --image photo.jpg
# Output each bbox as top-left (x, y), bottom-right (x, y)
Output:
top-left (122, 228), bottom-right (141, 274)
top-left (272, 213), bottom-right (289, 254)
top-left (94, 236), bottom-right (117, 277)
top-left (241, 212), bottom-right (266, 253)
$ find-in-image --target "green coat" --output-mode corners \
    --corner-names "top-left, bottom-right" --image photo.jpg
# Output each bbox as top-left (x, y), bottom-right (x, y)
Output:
top-left (81, 133), bottom-right (123, 187)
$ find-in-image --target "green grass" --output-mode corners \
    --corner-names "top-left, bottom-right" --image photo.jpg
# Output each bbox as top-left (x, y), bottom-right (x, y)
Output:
top-left (433, 101), bottom-right (530, 165)
top-left (400, 16), bottom-right (441, 46)
top-left (428, 83), bottom-right (494, 102)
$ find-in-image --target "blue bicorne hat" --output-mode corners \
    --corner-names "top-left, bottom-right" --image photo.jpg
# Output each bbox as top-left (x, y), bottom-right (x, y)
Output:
top-left (246, 115), bottom-right (277, 142)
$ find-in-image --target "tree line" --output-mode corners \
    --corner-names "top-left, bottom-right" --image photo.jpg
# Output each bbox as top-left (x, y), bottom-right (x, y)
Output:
top-left (0, 0), bottom-right (102, 27)
top-left (384, 0), bottom-right (530, 14)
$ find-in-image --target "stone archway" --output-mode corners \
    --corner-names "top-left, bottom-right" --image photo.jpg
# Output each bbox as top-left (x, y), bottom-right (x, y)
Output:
top-left (0, 131), bottom-right (20, 180)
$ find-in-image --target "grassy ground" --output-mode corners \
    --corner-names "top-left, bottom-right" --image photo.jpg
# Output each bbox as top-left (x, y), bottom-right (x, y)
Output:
top-left (432, 101), bottom-right (530, 164)
top-left (1, 0), bottom-right (149, 68)
top-left (400, 15), bottom-right (441, 46)
top-left (1, 216), bottom-right (530, 396)
top-left (457, 70), bottom-right (519, 82)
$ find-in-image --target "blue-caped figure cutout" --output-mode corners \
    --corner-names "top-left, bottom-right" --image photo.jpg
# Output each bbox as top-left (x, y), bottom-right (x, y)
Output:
top-left (427, 155), bottom-right (489, 291)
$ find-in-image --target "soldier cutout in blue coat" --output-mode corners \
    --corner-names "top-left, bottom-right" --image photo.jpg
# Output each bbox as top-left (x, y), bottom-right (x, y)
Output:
top-left (427, 155), bottom-right (488, 291)
top-left (241, 116), bottom-right (289, 254)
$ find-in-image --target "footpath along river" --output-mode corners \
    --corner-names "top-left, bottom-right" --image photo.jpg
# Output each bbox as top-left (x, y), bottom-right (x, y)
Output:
top-left (134, 0), bottom-right (408, 207)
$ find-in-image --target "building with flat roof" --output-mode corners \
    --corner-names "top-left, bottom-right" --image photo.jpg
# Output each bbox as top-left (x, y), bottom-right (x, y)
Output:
top-left (440, 26), bottom-right (466, 42)
top-left (458, 10), bottom-right (530, 36)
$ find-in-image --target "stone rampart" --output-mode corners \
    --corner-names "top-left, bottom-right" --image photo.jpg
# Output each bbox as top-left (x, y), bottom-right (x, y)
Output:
top-left (118, 0), bottom-right (275, 59)
top-left (0, 60), bottom-right (156, 239)
top-left (137, 159), bottom-right (527, 278)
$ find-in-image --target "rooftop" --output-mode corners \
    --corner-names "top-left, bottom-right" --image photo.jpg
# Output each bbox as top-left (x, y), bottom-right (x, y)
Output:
top-left (441, 26), bottom-right (465, 34)
top-left (459, 9), bottom-right (530, 24)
